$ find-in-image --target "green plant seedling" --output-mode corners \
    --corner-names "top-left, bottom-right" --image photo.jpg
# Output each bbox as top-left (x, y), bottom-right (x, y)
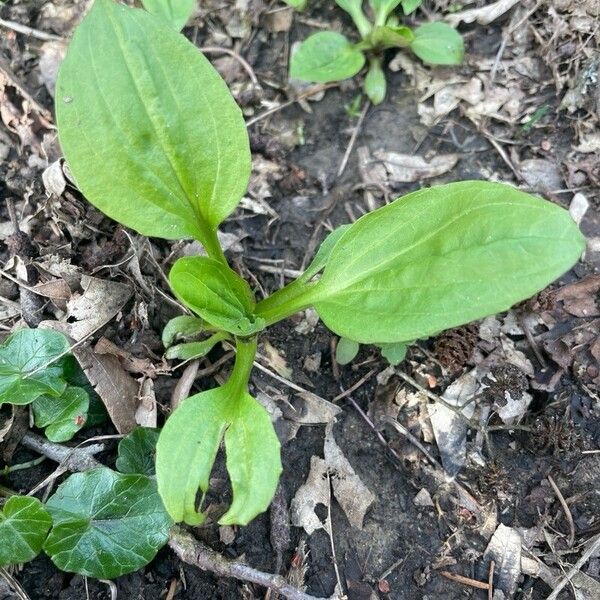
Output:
top-left (56, 0), bottom-right (584, 539)
top-left (283, 0), bottom-right (308, 9)
top-left (0, 329), bottom-right (91, 442)
top-left (140, 0), bottom-right (196, 30)
top-left (290, 0), bottom-right (462, 104)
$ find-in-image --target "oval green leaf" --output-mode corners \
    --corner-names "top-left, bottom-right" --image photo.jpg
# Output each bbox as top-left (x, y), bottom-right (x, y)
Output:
top-left (32, 386), bottom-right (89, 442)
top-left (161, 315), bottom-right (205, 348)
top-left (410, 22), bottom-right (464, 65)
top-left (0, 496), bottom-right (52, 566)
top-left (169, 257), bottom-right (265, 336)
top-left (156, 385), bottom-right (281, 526)
top-left (290, 31), bottom-right (366, 83)
top-left (116, 427), bottom-right (160, 476)
top-left (364, 59), bottom-right (386, 105)
top-left (44, 468), bottom-right (172, 579)
top-left (56, 0), bottom-right (251, 243)
top-left (310, 181), bottom-right (585, 344)
top-left (335, 337), bottom-right (360, 365)
top-left (0, 329), bottom-right (70, 406)
top-left (141, 0), bottom-right (196, 31)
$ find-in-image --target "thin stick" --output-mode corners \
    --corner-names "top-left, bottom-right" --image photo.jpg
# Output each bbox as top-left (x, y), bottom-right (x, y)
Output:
top-left (546, 535), bottom-right (600, 600)
top-left (0, 18), bottom-right (62, 41)
top-left (331, 368), bottom-right (378, 402)
top-left (199, 46), bottom-right (259, 86)
top-left (337, 99), bottom-right (370, 177)
top-left (169, 527), bottom-right (324, 600)
top-left (488, 560), bottom-right (495, 600)
top-left (548, 475), bottom-right (575, 548)
top-left (439, 571), bottom-right (490, 591)
top-left (0, 567), bottom-right (31, 600)
top-left (325, 472), bottom-right (345, 595)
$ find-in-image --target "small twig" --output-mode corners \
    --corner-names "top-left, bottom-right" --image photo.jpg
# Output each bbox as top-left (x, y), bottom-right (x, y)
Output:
top-left (331, 368), bottom-right (378, 403)
top-left (21, 432), bottom-right (103, 472)
top-left (384, 417), bottom-right (441, 468)
top-left (440, 571), bottom-right (490, 591)
top-left (171, 359), bottom-right (200, 410)
top-left (0, 18), bottom-right (63, 41)
top-left (246, 84), bottom-right (339, 127)
top-left (488, 560), bottom-right (495, 600)
top-left (3, 456), bottom-right (46, 474)
top-left (548, 475), bottom-right (576, 548)
top-left (546, 535), bottom-right (600, 600)
top-left (0, 567), bottom-right (31, 600)
top-left (325, 472), bottom-right (345, 596)
top-left (337, 99), bottom-right (370, 177)
top-left (99, 579), bottom-right (118, 600)
top-left (169, 527), bottom-right (325, 600)
top-left (199, 46), bottom-right (259, 86)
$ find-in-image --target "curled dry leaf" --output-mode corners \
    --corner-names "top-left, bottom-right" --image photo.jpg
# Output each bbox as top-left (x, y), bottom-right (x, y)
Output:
top-left (372, 149), bottom-right (459, 183)
top-left (73, 346), bottom-right (138, 434)
top-left (446, 0), bottom-right (520, 26)
top-left (290, 455), bottom-right (329, 535)
top-left (480, 524), bottom-right (522, 598)
top-left (38, 41), bottom-right (68, 97)
top-left (42, 160), bottom-right (67, 197)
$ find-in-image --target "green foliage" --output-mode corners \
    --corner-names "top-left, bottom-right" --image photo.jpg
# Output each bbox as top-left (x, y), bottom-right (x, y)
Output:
top-left (364, 57), bottom-right (386, 104)
top-left (54, 0), bottom-right (585, 547)
top-left (0, 497), bottom-right (52, 566)
top-left (410, 22), bottom-right (464, 65)
top-left (335, 337), bottom-right (360, 365)
top-left (401, 0), bottom-right (422, 14)
top-left (116, 427), bottom-right (160, 476)
top-left (141, 0), bottom-right (196, 30)
top-left (0, 329), bottom-right (70, 405)
top-left (32, 386), bottom-right (89, 442)
top-left (290, 32), bottom-right (366, 83)
top-left (282, 0), bottom-right (308, 9)
top-left (56, 0), bottom-right (250, 253)
top-left (169, 257), bottom-right (265, 336)
top-left (44, 468), bottom-right (171, 579)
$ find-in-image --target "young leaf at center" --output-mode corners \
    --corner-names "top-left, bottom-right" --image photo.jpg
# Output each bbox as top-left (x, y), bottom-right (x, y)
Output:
top-left (410, 22), bottom-right (464, 65)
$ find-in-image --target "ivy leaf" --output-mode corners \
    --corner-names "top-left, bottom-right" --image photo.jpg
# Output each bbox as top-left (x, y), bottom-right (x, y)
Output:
top-left (56, 0), bottom-right (250, 244)
top-left (116, 427), bottom-right (160, 476)
top-left (410, 22), bottom-right (464, 65)
top-left (32, 386), bottom-right (89, 442)
top-left (140, 0), bottom-right (196, 31)
top-left (44, 468), bottom-right (172, 579)
top-left (290, 32), bottom-right (366, 83)
top-left (0, 329), bottom-right (70, 406)
top-left (309, 181), bottom-right (585, 343)
top-left (0, 496), bottom-right (52, 566)
top-left (169, 257), bottom-right (265, 336)
top-left (156, 385), bottom-right (281, 526)
top-left (161, 315), bottom-right (205, 348)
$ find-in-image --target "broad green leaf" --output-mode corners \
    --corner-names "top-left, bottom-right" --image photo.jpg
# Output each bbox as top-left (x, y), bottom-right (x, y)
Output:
top-left (56, 0), bottom-right (251, 243)
top-left (44, 468), bottom-right (171, 579)
top-left (0, 497), bottom-right (52, 566)
top-left (309, 181), bottom-right (585, 344)
top-left (411, 22), bottom-right (464, 65)
top-left (162, 315), bottom-right (205, 348)
top-left (0, 329), bottom-right (70, 406)
top-left (303, 224), bottom-right (352, 281)
top-left (364, 59), bottom-right (386, 105)
top-left (401, 0), bottom-right (422, 14)
top-left (290, 32), bottom-right (366, 83)
top-left (32, 386), bottom-right (89, 442)
top-left (369, 25), bottom-right (414, 48)
top-left (165, 332), bottom-right (229, 360)
top-left (116, 427), bottom-right (160, 476)
top-left (141, 0), bottom-right (196, 30)
top-left (156, 385), bottom-right (281, 526)
top-left (335, 337), bottom-right (360, 365)
top-left (169, 257), bottom-right (265, 336)
top-left (378, 341), bottom-right (408, 365)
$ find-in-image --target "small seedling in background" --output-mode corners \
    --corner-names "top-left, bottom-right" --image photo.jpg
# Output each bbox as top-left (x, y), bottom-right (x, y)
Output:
top-left (0, 0), bottom-right (582, 581)
top-left (282, 0), bottom-right (308, 9)
top-left (290, 0), bottom-right (464, 104)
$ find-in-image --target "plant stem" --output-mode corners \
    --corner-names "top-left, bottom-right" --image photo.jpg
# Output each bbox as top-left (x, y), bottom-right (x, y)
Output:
top-left (0, 484), bottom-right (16, 497)
top-left (254, 279), bottom-right (319, 326)
top-left (200, 226), bottom-right (228, 266)
top-left (348, 6), bottom-right (373, 39)
top-left (228, 337), bottom-right (258, 395)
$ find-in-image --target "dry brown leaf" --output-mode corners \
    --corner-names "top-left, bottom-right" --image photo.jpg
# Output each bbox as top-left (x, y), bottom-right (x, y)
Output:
top-left (285, 392), bottom-right (342, 425)
top-left (135, 377), bottom-right (157, 428)
top-left (324, 423), bottom-right (375, 529)
top-left (73, 346), bottom-right (138, 434)
top-left (372, 149), bottom-right (459, 183)
top-left (261, 340), bottom-right (293, 379)
top-left (446, 0), bottom-right (520, 26)
top-left (38, 40), bottom-right (67, 97)
top-left (42, 160), bottom-right (67, 197)
top-left (481, 524), bottom-right (522, 598)
top-left (519, 159), bottom-right (563, 193)
top-left (290, 455), bottom-right (329, 535)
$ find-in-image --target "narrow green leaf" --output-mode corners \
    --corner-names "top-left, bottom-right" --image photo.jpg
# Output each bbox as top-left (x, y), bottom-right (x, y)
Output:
top-left (364, 58), bottom-right (386, 105)
top-left (44, 468), bottom-right (171, 579)
top-left (310, 181), bottom-right (585, 343)
top-left (0, 497), bottom-right (52, 566)
top-left (368, 1), bottom-right (403, 22)
top-left (335, 337), bottom-right (360, 365)
top-left (116, 427), bottom-right (160, 476)
top-left (302, 224), bottom-right (351, 281)
top-left (378, 341), bottom-right (408, 365)
top-left (32, 386), bottom-right (89, 442)
top-left (162, 315), bottom-right (205, 348)
top-left (141, 0), bottom-right (196, 30)
top-left (165, 332), bottom-right (229, 360)
top-left (335, 1), bottom-right (372, 37)
top-left (290, 32), bottom-right (366, 83)
top-left (170, 257), bottom-right (265, 336)
top-left (410, 22), bottom-right (464, 65)
top-left (156, 385), bottom-right (281, 526)
top-left (56, 0), bottom-right (251, 243)
top-left (0, 329), bottom-right (70, 406)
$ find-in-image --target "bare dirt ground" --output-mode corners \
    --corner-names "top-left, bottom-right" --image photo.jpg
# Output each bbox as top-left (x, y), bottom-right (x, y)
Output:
top-left (1, 1), bottom-right (599, 599)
